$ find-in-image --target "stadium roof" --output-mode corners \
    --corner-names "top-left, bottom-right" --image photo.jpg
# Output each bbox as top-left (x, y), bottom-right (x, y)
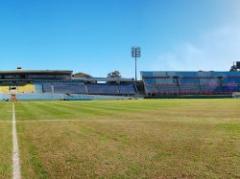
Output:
top-left (0, 70), bottom-right (73, 74)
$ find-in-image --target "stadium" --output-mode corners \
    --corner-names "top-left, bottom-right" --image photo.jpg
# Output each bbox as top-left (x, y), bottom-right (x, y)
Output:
top-left (0, 68), bottom-right (240, 179)
top-left (1, 1), bottom-right (240, 178)
top-left (0, 61), bottom-right (239, 178)
top-left (0, 62), bottom-right (240, 101)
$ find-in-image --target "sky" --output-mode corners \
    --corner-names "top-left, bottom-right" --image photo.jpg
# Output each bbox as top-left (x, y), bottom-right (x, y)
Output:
top-left (0, 0), bottom-right (240, 78)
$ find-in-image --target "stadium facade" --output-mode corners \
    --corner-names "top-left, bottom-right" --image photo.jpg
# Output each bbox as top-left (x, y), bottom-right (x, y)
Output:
top-left (0, 64), bottom-right (239, 100)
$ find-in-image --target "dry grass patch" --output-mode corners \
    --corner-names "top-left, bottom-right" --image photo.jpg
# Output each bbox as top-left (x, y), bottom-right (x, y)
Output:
top-left (16, 99), bottom-right (240, 178)
top-left (0, 103), bottom-right (12, 179)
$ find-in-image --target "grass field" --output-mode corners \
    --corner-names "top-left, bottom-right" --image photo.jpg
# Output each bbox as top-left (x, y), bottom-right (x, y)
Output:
top-left (0, 99), bottom-right (240, 178)
top-left (0, 103), bottom-right (12, 179)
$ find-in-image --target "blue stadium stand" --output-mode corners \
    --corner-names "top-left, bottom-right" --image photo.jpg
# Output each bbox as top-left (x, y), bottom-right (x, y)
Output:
top-left (141, 71), bottom-right (240, 97)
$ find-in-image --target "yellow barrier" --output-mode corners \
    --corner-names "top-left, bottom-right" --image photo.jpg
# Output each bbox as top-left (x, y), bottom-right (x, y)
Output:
top-left (0, 84), bottom-right (36, 94)
top-left (0, 86), bottom-right (10, 93)
top-left (17, 84), bottom-right (35, 93)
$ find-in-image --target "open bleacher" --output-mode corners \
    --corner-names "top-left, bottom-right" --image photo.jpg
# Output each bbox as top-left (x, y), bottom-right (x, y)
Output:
top-left (0, 82), bottom-right (137, 99)
top-left (87, 84), bottom-right (118, 95)
top-left (119, 84), bottom-right (136, 95)
top-left (41, 82), bottom-right (137, 96)
top-left (42, 82), bottom-right (87, 94)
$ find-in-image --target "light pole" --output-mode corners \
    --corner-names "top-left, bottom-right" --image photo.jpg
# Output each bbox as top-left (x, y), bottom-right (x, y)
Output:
top-left (131, 47), bottom-right (141, 81)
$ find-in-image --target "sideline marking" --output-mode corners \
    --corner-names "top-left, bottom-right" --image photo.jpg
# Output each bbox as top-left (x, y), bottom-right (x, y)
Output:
top-left (12, 103), bottom-right (21, 179)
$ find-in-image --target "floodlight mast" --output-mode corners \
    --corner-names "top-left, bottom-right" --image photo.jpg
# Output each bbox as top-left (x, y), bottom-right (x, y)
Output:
top-left (131, 47), bottom-right (141, 81)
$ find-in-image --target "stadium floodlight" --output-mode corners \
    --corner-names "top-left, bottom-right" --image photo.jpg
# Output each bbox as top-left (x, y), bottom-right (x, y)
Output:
top-left (131, 47), bottom-right (141, 81)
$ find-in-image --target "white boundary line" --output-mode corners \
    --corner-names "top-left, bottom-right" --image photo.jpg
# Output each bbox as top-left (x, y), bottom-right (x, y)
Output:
top-left (12, 103), bottom-right (21, 179)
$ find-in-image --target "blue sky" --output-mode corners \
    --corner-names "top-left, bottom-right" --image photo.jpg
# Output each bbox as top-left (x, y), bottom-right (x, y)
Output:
top-left (0, 0), bottom-right (239, 78)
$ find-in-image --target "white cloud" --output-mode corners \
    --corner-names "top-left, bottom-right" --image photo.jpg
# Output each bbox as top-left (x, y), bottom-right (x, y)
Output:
top-left (151, 25), bottom-right (240, 71)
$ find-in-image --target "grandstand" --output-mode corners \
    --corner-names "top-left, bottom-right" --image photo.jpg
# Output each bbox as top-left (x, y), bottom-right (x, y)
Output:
top-left (141, 71), bottom-right (240, 97)
top-left (0, 70), bottom-right (138, 100)
top-left (0, 63), bottom-right (239, 100)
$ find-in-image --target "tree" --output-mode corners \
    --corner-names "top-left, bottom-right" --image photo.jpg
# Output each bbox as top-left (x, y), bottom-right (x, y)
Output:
top-left (73, 72), bottom-right (92, 78)
top-left (107, 71), bottom-right (121, 78)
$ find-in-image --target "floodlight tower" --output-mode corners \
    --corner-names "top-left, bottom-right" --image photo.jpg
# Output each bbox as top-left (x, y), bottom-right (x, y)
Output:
top-left (131, 47), bottom-right (141, 81)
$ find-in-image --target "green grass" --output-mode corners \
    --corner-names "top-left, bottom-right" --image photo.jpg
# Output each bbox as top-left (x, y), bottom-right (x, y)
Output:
top-left (0, 103), bottom-right (12, 179)
top-left (2, 99), bottom-right (240, 178)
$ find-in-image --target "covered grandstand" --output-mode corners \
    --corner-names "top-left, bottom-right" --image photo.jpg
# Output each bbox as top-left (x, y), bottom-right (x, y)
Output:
top-left (0, 69), bottom-right (138, 100)
top-left (141, 71), bottom-right (240, 97)
top-left (1, 65), bottom-right (240, 100)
